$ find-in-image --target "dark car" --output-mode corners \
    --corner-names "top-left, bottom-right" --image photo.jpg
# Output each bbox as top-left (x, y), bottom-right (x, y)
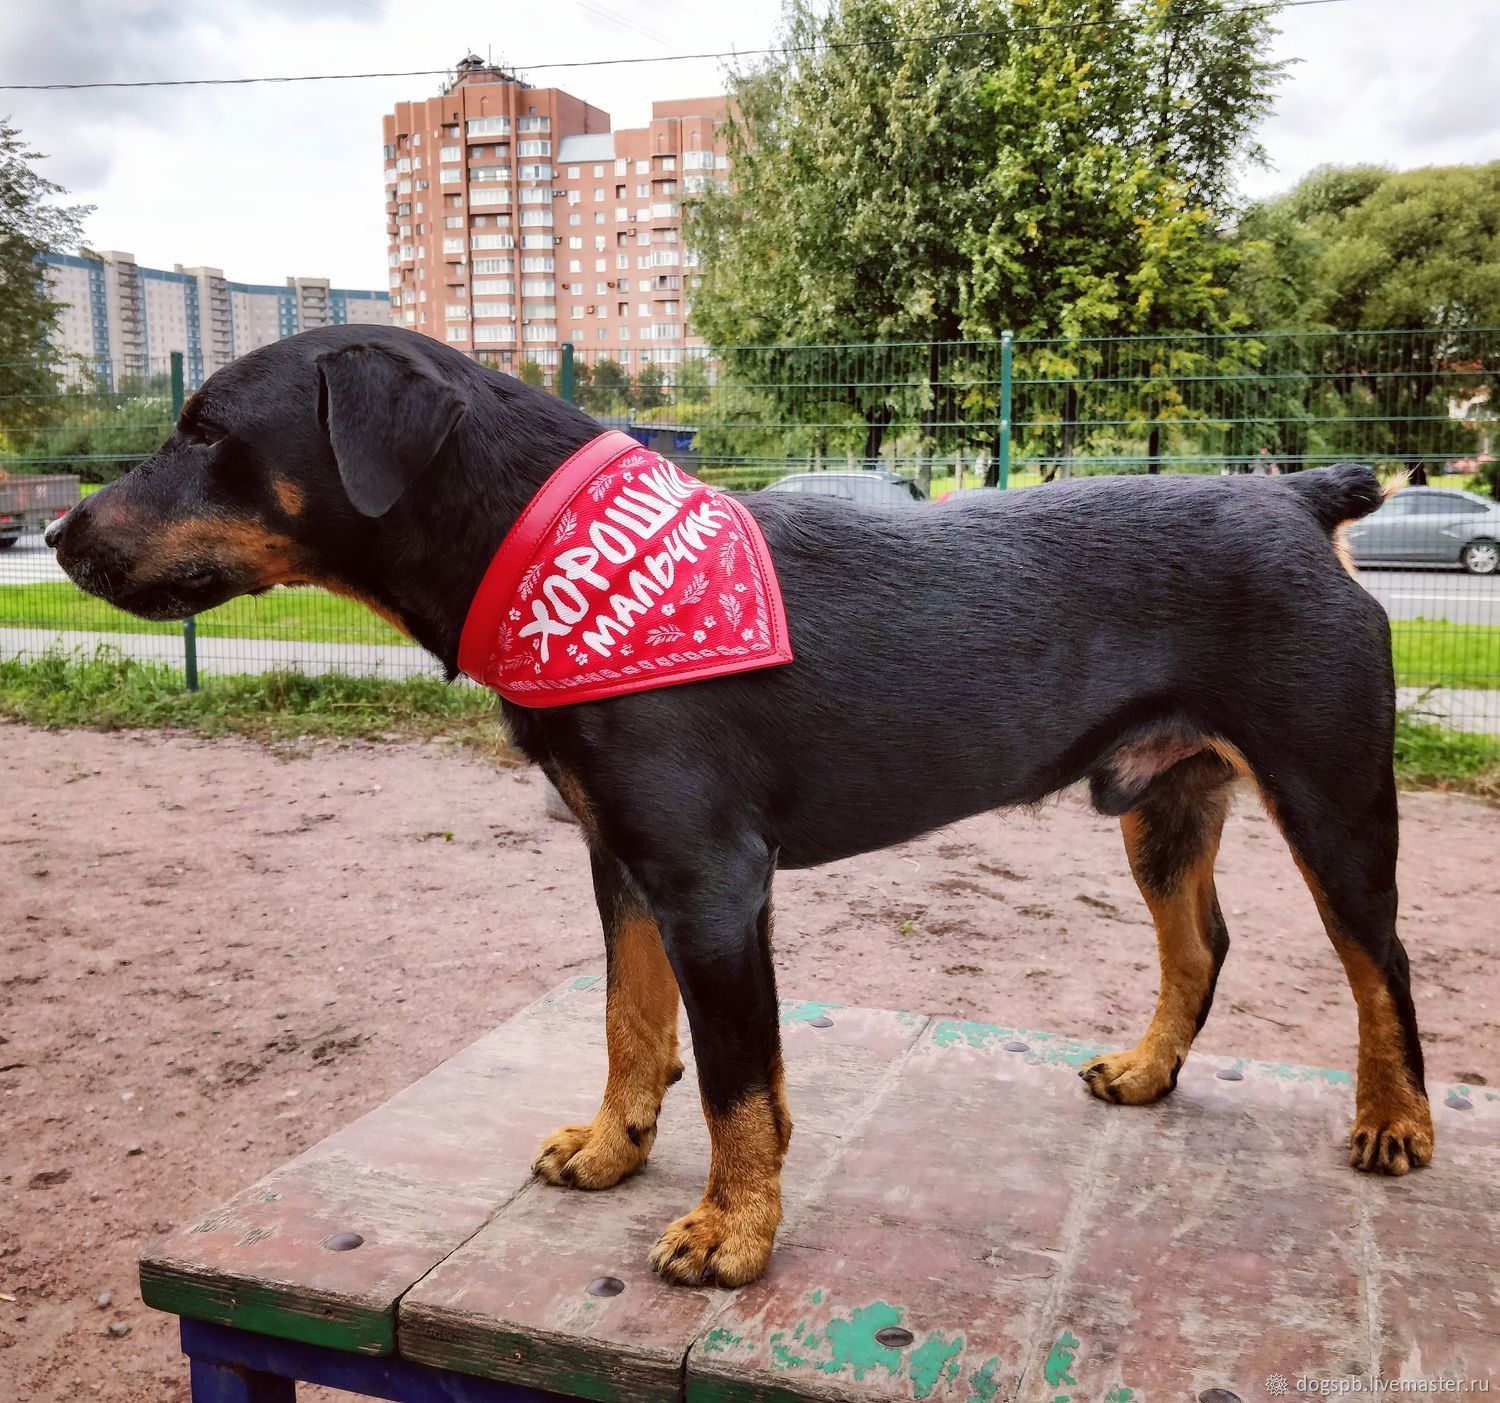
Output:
top-left (762, 470), bottom-right (926, 506)
top-left (1342, 485), bottom-right (1500, 575)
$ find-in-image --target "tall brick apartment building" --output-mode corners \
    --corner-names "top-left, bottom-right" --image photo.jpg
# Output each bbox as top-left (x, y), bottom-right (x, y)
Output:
top-left (382, 56), bottom-right (728, 375)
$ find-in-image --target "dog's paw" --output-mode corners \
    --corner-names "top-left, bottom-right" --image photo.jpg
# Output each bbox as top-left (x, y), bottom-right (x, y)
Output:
top-left (1079, 1047), bottom-right (1182, 1105)
top-left (532, 1119), bottom-right (652, 1190)
top-left (648, 1202), bottom-right (775, 1287)
top-left (1349, 1103), bottom-right (1434, 1176)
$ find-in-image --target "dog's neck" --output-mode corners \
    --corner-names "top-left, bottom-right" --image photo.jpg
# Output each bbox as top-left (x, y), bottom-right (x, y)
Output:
top-left (353, 375), bottom-right (600, 676)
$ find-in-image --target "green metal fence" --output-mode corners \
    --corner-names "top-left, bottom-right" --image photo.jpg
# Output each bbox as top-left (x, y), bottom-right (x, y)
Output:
top-left (2, 331), bottom-right (1496, 731)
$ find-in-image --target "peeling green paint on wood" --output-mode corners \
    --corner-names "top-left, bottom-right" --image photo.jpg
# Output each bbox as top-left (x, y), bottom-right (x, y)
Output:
top-left (907, 1332), bottom-right (963, 1398)
top-left (1043, 1330), bottom-right (1080, 1388)
top-left (702, 1327), bottom-right (746, 1356)
top-left (968, 1356), bottom-right (1001, 1403)
top-left (779, 999), bottom-right (845, 1026)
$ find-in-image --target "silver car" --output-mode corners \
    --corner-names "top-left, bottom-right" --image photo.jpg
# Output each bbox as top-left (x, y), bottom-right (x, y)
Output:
top-left (763, 471), bottom-right (926, 506)
top-left (1344, 486), bottom-right (1500, 575)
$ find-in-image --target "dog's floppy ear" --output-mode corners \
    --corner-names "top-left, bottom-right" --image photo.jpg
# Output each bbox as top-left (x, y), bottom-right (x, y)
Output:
top-left (316, 343), bottom-right (467, 518)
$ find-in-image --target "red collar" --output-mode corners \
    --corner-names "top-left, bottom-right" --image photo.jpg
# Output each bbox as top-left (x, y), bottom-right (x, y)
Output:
top-left (458, 431), bottom-right (793, 707)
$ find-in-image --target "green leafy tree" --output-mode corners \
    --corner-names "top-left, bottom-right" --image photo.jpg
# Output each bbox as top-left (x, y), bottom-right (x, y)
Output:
top-left (516, 359), bottom-right (546, 388)
top-left (0, 118), bottom-right (91, 446)
top-left (634, 364), bottom-right (667, 412)
top-left (581, 357), bottom-right (632, 414)
top-left (1232, 164), bottom-right (1500, 473)
top-left (687, 0), bottom-right (1284, 479)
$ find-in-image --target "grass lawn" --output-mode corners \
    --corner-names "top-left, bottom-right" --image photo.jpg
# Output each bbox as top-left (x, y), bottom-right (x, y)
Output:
top-left (0, 649), bottom-right (507, 753)
top-left (0, 582), bottom-right (409, 646)
top-left (1391, 618), bottom-right (1500, 692)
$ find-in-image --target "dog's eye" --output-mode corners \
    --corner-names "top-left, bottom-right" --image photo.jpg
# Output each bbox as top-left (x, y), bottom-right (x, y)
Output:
top-left (187, 422), bottom-right (226, 448)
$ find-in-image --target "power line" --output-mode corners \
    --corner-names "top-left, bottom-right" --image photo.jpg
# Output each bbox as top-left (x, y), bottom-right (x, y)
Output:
top-left (0, 0), bottom-right (1347, 92)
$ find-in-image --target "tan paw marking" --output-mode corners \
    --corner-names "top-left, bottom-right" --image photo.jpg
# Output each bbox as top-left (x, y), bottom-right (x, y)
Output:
top-left (649, 1202), bottom-right (775, 1288)
top-left (532, 1119), bottom-right (653, 1190)
top-left (1079, 1047), bottom-right (1182, 1105)
top-left (1349, 1105), bottom-right (1434, 1176)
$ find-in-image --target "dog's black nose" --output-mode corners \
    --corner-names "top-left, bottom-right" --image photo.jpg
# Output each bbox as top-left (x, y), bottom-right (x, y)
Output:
top-left (43, 511), bottom-right (69, 549)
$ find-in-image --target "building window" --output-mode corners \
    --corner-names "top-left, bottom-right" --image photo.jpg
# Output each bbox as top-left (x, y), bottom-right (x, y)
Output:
top-left (470, 165), bottom-right (511, 182)
top-left (473, 279), bottom-right (514, 295)
top-left (442, 237), bottom-right (464, 254)
top-left (474, 324), bottom-right (515, 343)
top-left (518, 163), bottom-right (553, 181)
top-left (440, 168), bottom-right (462, 184)
top-left (521, 233), bottom-right (553, 248)
top-left (445, 125), bottom-right (460, 138)
top-left (569, 259), bottom-right (582, 273)
top-left (523, 324), bottom-right (552, 342)
top-left (467, 116), bottom-right (511, 136)
top-left (471, 233), bottom-right (516, 249)
top-left (517, 115), bottom-right (551, 132)
top-left (440, 145), bottom-right (461, 162)
top-left (446, 326), bottom-right (468, 342)
top-left (520, 187), bottom-right (551, 204)
top-left (473, 301), bottom-right (515, 318)
top-left (567, 165), bottom-right (580, 178)
top-left (517, 139), bottom-right (551, 157)
top-left (470, 188), bottom-right (511, 206)
top-left (472, 256), bottom-right (514, 273)
top-left (571, 306), bottom-right (583, 320)
top-left (443, 215), bottom-right (464, 229)
top-left (521, 279), bottom-right (555, 296)
top-left (445, 304), bottom-right (470, 319)
top-left (521, 255), bottom-right (555, 272)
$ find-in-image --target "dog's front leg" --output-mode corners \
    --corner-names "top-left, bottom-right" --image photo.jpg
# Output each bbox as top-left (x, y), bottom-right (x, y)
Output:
top-left (644, 838), bottom-right (789, 1288)
top-left (533, 845), bottom-right (684, 1188)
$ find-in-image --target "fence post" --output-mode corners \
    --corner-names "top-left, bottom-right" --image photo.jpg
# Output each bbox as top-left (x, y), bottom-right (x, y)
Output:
top-left (169, 351), bottom-right (200, 692)
top-left (560, 342), bottom-right (576, 404)
top-left (998, 331), bottom-right (1013, 489)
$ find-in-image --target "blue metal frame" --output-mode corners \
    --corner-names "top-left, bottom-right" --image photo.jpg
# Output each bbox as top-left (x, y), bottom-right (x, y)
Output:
top-left (179, 1318), bottom-right (580, 1403)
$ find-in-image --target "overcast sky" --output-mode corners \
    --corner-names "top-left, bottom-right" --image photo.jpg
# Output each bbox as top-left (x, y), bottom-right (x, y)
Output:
top-left (3, 0), bottom-right (1496, 291)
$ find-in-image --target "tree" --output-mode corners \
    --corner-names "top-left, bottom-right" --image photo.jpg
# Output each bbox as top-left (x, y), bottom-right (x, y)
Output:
top-left (686, 0), bottom-right (1284, 477)
top-left (0, 118), bottom-right (91, 439)
top-left (1231, 164), bottom-right (1500, 472)
top-left (516, 359), bottom-right (546, 387)
top-left (581, 357), bottom-right (632, 414)
top-left (634, 364), bottom-right (667, 412)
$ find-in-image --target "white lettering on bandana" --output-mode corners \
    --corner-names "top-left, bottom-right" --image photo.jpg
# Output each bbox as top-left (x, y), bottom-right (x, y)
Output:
top-left (458, 431), bottom-right (793, 707)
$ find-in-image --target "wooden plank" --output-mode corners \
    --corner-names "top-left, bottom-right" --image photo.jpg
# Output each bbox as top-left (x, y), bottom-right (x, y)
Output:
top-left (397, 1003), bottom-right (931, 1401)
top-left (686, 1022), bottom-right (1500, 1403)
top-left (139, 977), bottom-right (611, 1355)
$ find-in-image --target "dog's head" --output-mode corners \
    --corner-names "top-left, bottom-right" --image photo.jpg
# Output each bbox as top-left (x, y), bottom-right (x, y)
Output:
top-left (47, 326), bottom-right (471, 622)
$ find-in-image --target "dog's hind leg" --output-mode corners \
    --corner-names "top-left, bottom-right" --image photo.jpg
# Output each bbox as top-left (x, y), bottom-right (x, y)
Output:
top-left (1258, 744), bottom-right (1433, 1174)
top-left (642, 837), bottom-right (789, 1288)
top-left (533, 845), bottom-right (683, 1189)
top-left (1081, 751), bottom-right (1235, 1105)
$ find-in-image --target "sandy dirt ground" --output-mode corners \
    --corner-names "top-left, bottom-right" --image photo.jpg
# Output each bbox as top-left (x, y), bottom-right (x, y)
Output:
top-left (1, 720), bottom-right (1496, 1401)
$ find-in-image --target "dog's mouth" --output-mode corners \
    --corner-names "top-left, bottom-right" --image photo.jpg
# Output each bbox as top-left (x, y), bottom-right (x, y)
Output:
top-left (58, 551), bottom-right (249, 622)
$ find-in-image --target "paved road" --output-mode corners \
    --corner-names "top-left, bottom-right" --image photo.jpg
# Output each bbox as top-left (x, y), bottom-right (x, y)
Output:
top-left (0, 534), bottom-right (72, 585)
top-left (1359, 569), bottom-right (1500, 626)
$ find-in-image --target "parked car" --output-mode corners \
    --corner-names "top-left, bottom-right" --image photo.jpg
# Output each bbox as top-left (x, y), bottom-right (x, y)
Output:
top-left (0, 473), bottom-right (81, 549)
top-left (1342, 485), bottom-right (1500, 575)
top-left (762, 471), bottom-right (926, 506)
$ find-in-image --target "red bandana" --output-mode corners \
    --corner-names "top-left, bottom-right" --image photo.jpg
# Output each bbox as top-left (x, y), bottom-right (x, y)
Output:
top-left (458, 431), bottom-right (793, 707)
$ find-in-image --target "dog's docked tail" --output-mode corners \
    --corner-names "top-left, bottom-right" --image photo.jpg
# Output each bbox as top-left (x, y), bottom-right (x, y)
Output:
top-left (1281, 462), bottom-right (1386, 532)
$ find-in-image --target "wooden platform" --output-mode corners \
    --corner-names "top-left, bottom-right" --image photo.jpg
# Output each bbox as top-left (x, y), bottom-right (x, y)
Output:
top-left (141, 978), bottom-right (1500, 1399)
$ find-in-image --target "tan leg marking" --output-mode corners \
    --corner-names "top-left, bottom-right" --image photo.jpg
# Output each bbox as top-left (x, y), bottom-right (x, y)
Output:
top-left (533, 911), bottom-right (682, 1189)
top-left (650, 1068), bottom-right (789, 1287)
top-left (1082, 817), bottom-right (1223, 1106)
top-left (1288, 854), bottom-right (1433, 1175)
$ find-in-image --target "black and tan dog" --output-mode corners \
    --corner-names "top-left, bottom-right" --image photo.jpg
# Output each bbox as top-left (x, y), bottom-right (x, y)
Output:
top-left (47, 325), bottom-right (1432, 1286)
